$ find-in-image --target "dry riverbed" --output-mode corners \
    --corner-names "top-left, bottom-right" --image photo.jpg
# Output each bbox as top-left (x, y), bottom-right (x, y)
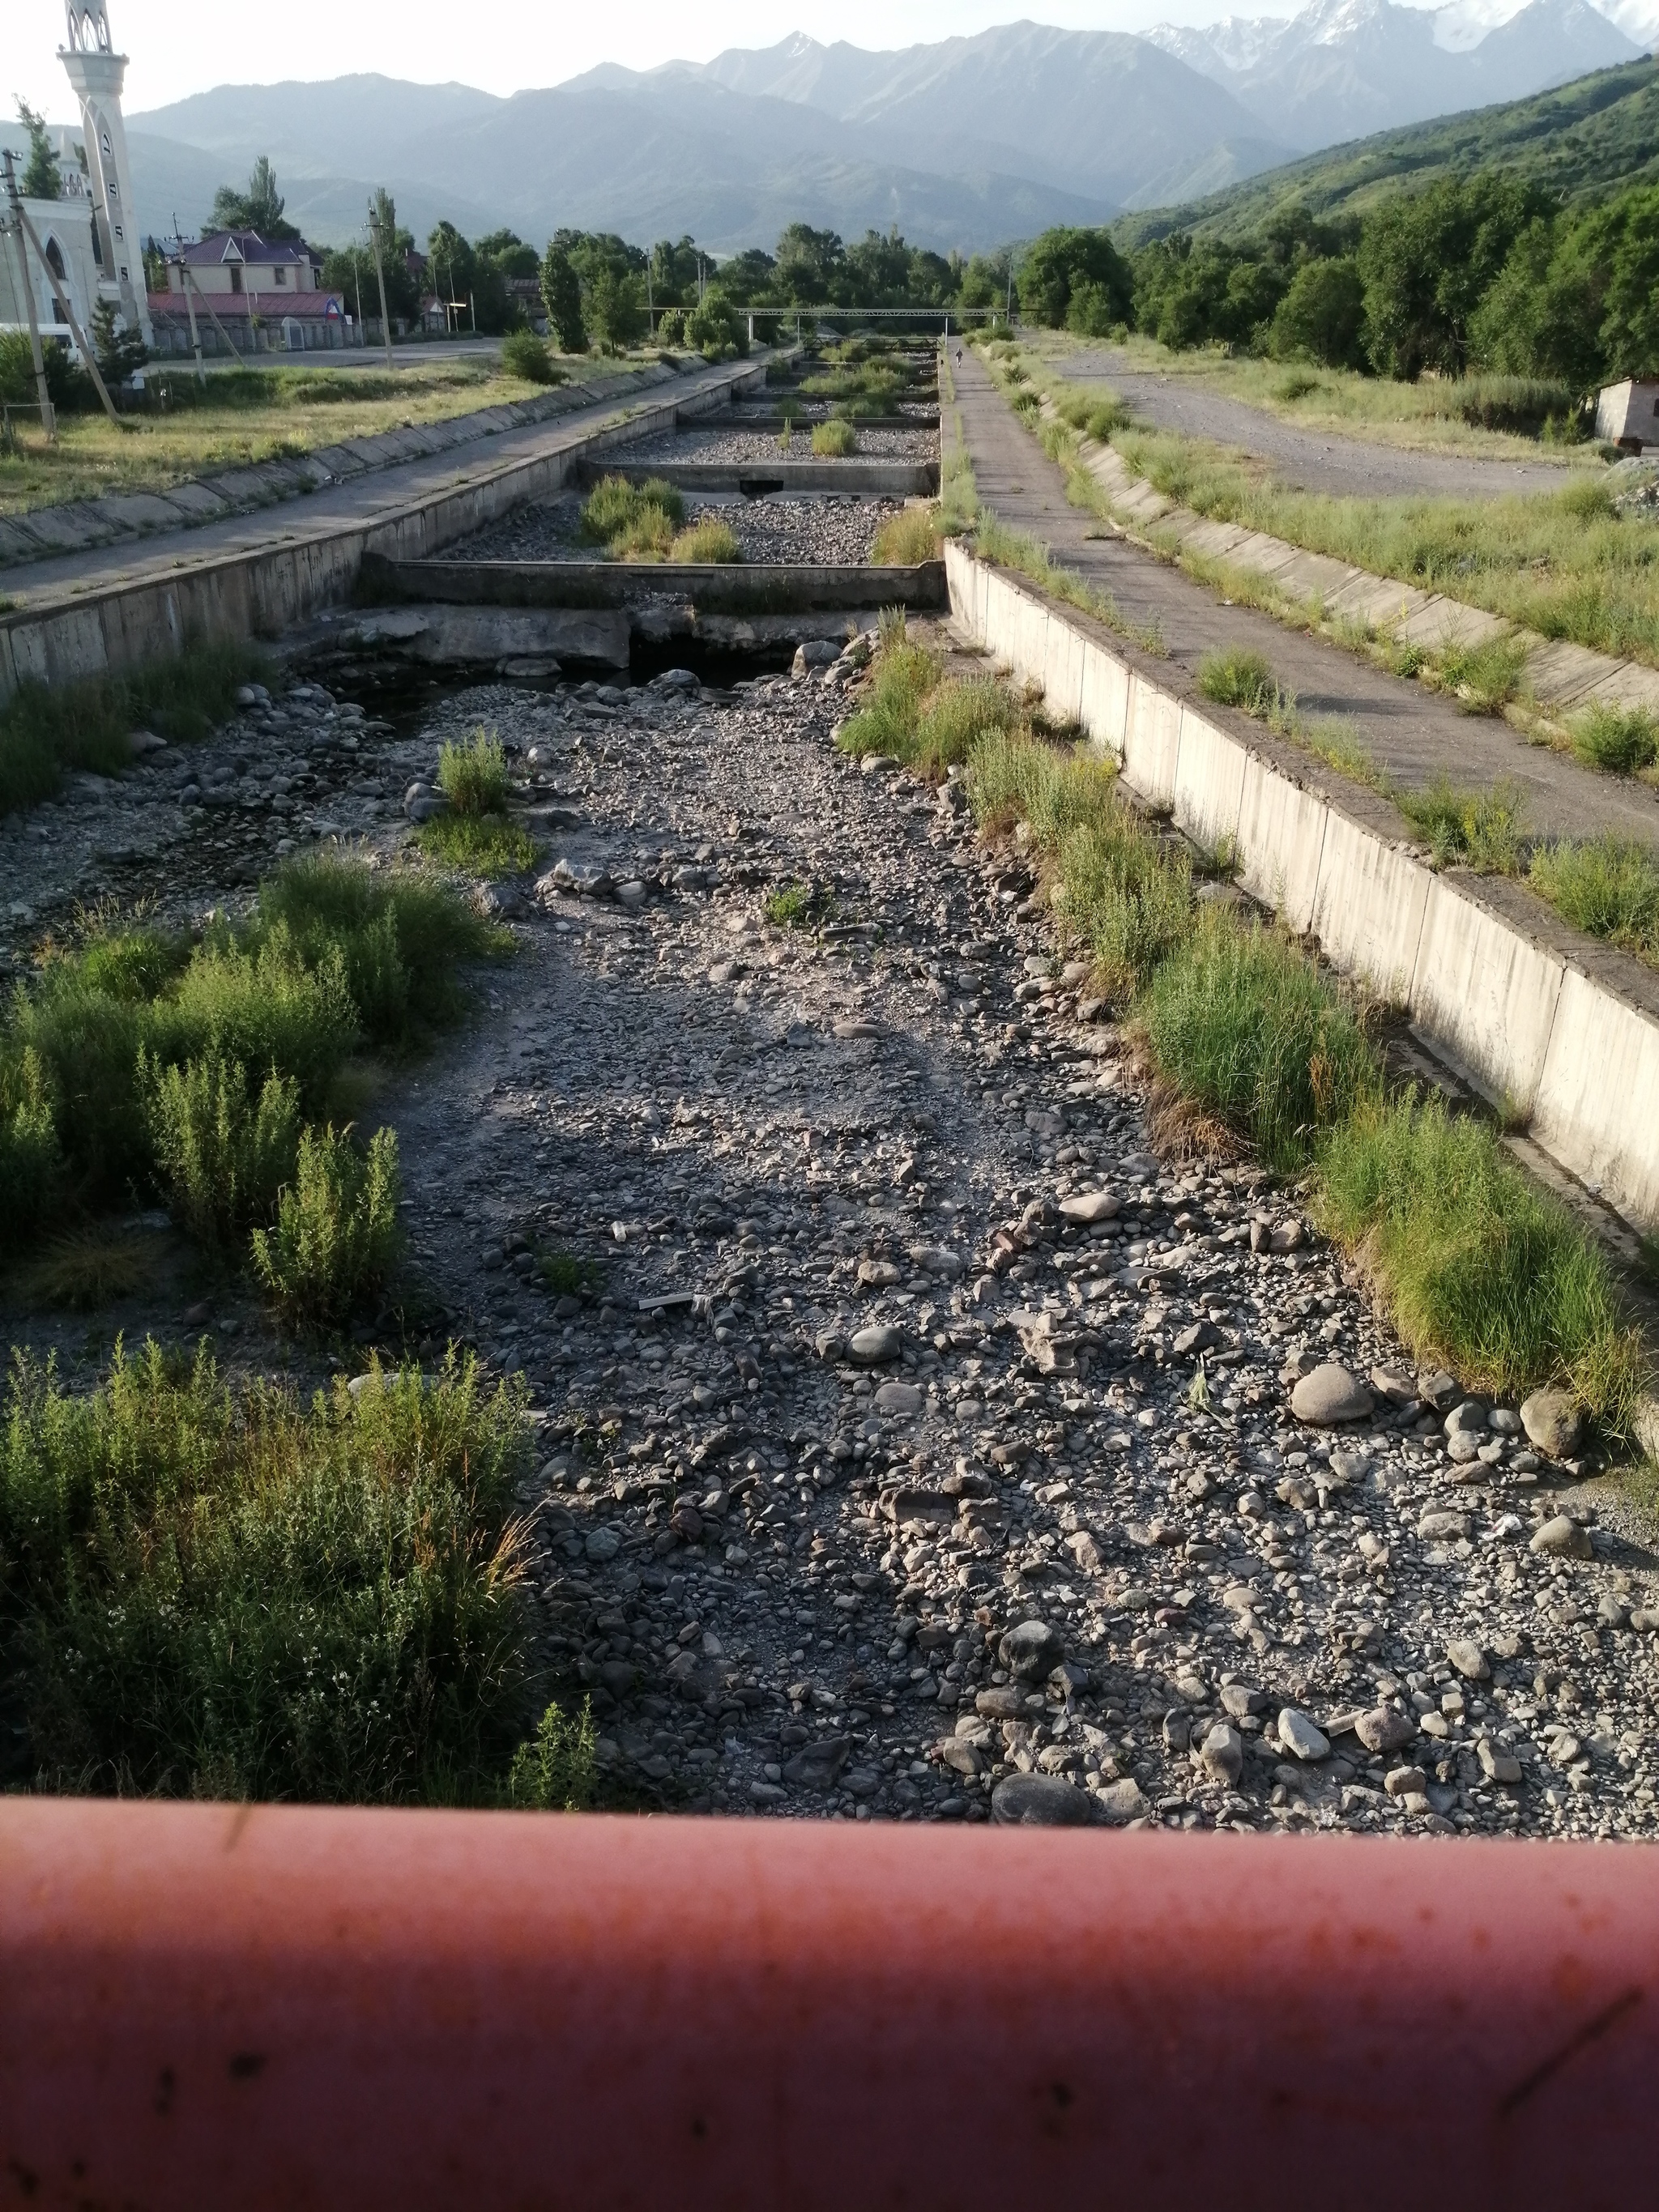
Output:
top-left (450, 491), bottom-right (908, 565)
top-left (6, 627), bottom-right (1659, 1838)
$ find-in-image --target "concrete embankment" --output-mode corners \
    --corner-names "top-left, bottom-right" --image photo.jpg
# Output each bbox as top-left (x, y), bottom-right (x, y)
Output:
top-left (945, 539), bottom-right (1659, 1241)
top-left (0, 358), bottom-right (766, 707)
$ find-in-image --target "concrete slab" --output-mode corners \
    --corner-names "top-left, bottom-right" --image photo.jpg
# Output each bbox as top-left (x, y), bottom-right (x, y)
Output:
top-left (1171, 705), bottom-right (1247, 856)
top-left (1235, 752), bottom-right (1329, 934)
top-left (1524, 638), bottom-right (1617, 708)
top-left (1181, 519), bottom-right (1252, 561)
top-left (1395, 596), bottom-right (1512, 650)
top-left (1078, 637), bottom-right (1131, 757)
top-left (1309, 811), bottom-right (1431, 1003)
top-left (1271, 549), bottom-right (1363, 603)
top-left (89, 492), bottom-right (198, 535)
top-left (352, 603), bottom-right (629, 668)
top-left (9, 503), bottom-right (113, 553)
top-left (158, 481), bottom-right (232, 523)
top-left (1408, 876), bottom-right (1565, 1112)
top-left (1123, 670), bottom-right (1183, 805)
top-left (1584, 663), bottom-right (1659, 714)
top-left (1322, 573), bottom-right (1429, 629)
top-left (1533, 967), bottom-right (1659, 1229)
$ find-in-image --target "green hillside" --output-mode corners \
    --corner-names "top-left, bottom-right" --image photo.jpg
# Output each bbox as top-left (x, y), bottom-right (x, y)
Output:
top-left (1115, 56), bottom-right (1659, 247)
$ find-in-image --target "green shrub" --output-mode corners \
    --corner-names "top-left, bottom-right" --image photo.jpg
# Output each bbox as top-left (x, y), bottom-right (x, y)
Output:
top-left (1569, 701), bottom-right (1659, 775)
top-left (1320, 1092), bottom-right (1644, 1426)
top-left (437, 729), bottom-right (510, 816)
top-left (580, 474), bottom-right (684, 549)
top-left (837, 639), bottom-right (940, 760)
top-left (670, 517), bottom-right (741, 564)
top-left (872, 506), bottom-right (941, 565)
top-left (507, 1698), bottom-right (598, 1809)
top-left (168, 923), bottom-right (360, 1110)
top-left (1448, 375), bottom-right (1576, 436)
top-left (0, 1342), bottom-right (533, 1800)
top-left (142, 1051), bottom-right (301, 1247)
top-left (251, 1123), bottom-right (403, 1328)
top-left (812, 418), bottom-right (857, 456)
top-left (1395, 778), bottom-right (1526, 873)
top-left (1429, 633), bottom-right (1530, 714)
top-left (1140, 908), bottom-right (1379, 1170)
top-left (501, 330), bottom-right (562, 386)
top-left (0, 1046), bottom-right (63, 1238)
top-left (1198, 646), bottom-right (1280, 715)
top-left (1529, 834), bottom-right (1659, 953)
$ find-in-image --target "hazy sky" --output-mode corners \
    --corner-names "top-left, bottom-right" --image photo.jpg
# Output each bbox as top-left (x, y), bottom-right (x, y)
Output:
top-left (12, 0), bottom-right (1316, 117)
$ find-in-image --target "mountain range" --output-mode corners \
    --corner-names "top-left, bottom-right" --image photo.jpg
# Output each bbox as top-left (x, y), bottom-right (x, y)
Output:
top-left (95, 0), bottom-right (1656, 255)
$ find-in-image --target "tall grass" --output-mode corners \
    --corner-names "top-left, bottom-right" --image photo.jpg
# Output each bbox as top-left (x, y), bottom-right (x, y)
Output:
top-left (1529, 834), bottom-right (1659, 954)
top-left (580, 475), bottom-right (684, 557)
top-left (0, 639), bottom-right (270, 817)
top-left (872, 505), bottom-right (942, 565)
top-left (1393, 778), bottom-right (1528, 873)
top-left (1570, 701), bottom-right (1659, 774)
top-left (437, 728), bottom-right (510, 815)
top-left (812, 419), bottom-right (857, 457)
top-left (0, 1343), bottom-right (535, 1800)
top-left (1321, 1093), bottom-right (1643, 1425)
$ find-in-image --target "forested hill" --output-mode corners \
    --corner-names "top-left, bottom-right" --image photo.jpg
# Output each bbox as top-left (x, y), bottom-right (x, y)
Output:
top-left (1115, 54), bottom-right (1659, 246)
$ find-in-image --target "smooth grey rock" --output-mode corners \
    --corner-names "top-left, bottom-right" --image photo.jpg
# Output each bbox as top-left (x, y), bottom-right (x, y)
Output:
top-left (1447, 1639), bottom-right (1490, 1681)
top-left (1220, 1683), bottom-right (1267, 1720)
top-left (874, 1381), bottom-right (924, 1417)
top-left (1277, 1707), bottom-right (1329, 1762)
top-left (1520, 1387), bottom-right (1583, 1460)
top-left (1384, 1764), bottom-right (1430, 1798)
top-left (783, 1736), bottom-right (850, 1791)
top-left (1530, 1514), bottom-right (1593, 1559)
top-left (1290, 1363), bottom-right (1373, 1425)
top-left (584, 1527), bottom-right (621, 1562)
top-left (848, 1324), bottom-right (904, 1366)
top-left (1059, 1189), bottom-right (1119, 1225)
top-left (1417, 1508), bottom-right (1471, 1542)
top-left (1478, 1741), bottom-right (1522, 1784)
top-left (1445, 1400), bottom-right (1488, 1436)
top-left (992, 1772), bottom-right (1092, 1826)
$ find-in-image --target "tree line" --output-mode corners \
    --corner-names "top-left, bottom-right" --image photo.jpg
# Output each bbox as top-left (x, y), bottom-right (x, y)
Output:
top-left (1019, 176), bottom-right (1659, 397)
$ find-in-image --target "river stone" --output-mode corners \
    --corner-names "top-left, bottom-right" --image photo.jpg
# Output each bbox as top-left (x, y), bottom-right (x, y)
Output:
top-left (1290, 1363), bottom-right (1374, 1426)
top-left (1445, 1400), bottom-right (1488, 1435)
top-left (848, 1324), bottom-right (904, 1366)
top-left (992, 1773), bottom-right (1093, 1826)
top-left (1520, 1387), bottom-right (1583, 1460)
top-left (1447, 1639), bottom-right (1490, 1681)
top-left (1530, 1514), bottom-right (1593, 1559)
top-left (1199, 1722), bottom-right (1243, 1785)
top-left (1060, 1189), bottom-right (1120, 1225)
top-left (783, 1736), bottom-right (850, 1791)
top-left (1277, 1707), bottom-right (1330, 1762)
top-left (1094, 1777), bottom-right (1149, 1825)
top-left (1417, 1508), bottom-right (1471, 1542)
top-left (874, 1381), bottom-right (925, 1417)
top-left (1000, 1619), bottom-right (1064, 1681)
top-left (1354, 1707), bottom-right (1417, 1755)
top-left (585, 1528), bottom-right (621, 1562)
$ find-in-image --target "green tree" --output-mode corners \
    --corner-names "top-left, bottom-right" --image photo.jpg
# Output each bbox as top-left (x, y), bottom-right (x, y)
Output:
top-left (91, 297), bottom-right (147, 384)
top-left (1577, 185), bottom-right (1659, 386)
top-left (539, 241), bottom-right (586, 352)
top-left (1269, 255), bottom-right (1366, 368)
top-left (1357, 174), bottom-right (1552, 379)
top-left (16, 100), bottom-right (61, 200)
top-left (1021, 228), bottom-right (1133, 331)
top-left (586, 263), bottom-right (646, 352)
top-left (959, 252), bottom-right (1016, 317)
top-left (212, 156), bottom-right (299, 240)
top-left (774, 224), bottom-right (845, 305)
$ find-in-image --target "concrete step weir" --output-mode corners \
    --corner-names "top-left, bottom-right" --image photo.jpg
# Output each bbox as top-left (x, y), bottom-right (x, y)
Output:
top-left (944, 538), bottom-right (1659, 1245)
top-left (572, 458), bottom-right (940, 498)
top-left (348, 553), bottom-right (947, 671)
top-left (718, 412), bottom-right (941, 433)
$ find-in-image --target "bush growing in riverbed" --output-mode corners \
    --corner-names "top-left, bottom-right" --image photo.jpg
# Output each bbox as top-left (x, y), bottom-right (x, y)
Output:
top-left (0, 1343), bottom-right (535, 1800)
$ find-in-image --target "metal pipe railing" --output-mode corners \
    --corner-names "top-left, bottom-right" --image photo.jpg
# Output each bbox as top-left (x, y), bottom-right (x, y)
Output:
top-left (3, 1801), bottom-right (1654, 2210)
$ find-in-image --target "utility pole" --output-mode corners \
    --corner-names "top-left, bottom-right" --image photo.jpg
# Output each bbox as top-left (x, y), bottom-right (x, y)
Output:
top-left (2, 150), bottom-right (56, 441)
top-left (368, 198), bottom-right (394, 370)
top-left (173, 212), bottom-right (205, 381)
top-left (15, 197), bottom-right (119, 422)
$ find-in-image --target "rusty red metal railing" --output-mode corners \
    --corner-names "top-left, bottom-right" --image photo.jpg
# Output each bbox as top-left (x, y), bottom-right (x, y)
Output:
top-left (2, 1800), bottom-right (1654, 2210)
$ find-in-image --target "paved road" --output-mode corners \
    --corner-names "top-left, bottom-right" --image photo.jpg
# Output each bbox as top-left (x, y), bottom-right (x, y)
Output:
top-left (957, 347), bottom-right (1659, 855)
top-left (1, 357), bottom-right (743, 609)
top-left (1065, 347), bottom-right (1577, 501)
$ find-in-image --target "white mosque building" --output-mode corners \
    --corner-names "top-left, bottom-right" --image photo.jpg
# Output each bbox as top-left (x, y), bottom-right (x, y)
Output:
top-left (1, 0), bottom-right (151, 352)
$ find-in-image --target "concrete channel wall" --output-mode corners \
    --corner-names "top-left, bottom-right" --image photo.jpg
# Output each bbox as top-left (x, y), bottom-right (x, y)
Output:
top-left (0, 360), bottom-right (766, 708)
top-left (945, 539), bottom-right (1659, 1238)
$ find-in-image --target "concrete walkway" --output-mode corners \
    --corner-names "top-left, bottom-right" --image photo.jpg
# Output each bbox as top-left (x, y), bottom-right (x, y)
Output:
top-left (1063, 346), bottom-right (1579, 500)
top-left (953, 347), bottom-right (1659, 850)
top-left (0, 355), bottom-right (754, 614)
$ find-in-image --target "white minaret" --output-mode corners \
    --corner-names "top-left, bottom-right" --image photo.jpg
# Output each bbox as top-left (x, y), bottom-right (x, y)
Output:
top-left (59, 0), bottom-right (151, 345)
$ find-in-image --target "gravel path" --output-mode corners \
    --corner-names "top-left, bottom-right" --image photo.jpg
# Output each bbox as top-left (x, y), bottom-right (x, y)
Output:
top-left (6, 643), bottom-right (1659, 1835)
top-left (450, 492), bottom-right (906, 566)
top-left (1065, 347), bottom-right (1579, 501)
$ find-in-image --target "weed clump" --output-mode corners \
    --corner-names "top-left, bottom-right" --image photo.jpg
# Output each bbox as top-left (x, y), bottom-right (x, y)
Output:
top-left (1395, 778), bottom-right (1526, 872)
top-left (508, 1698), bottom-right (598, 1809)
top-left (142, 1051), bottom-right (300, 1247)
top-left (1569, 701), bottom-right (1659, 775)
top-left (1529, 834), bottom-right (1659, 953)
top-left (0, 1344), bottom-right (534, 1801)
top-left (670, 516), bottom-right (742, 564)
top-left (250, 1123), bottom-right (403, 1329)
top-left (872, 505), bottom-right (941, 565)
top-left (501, 331), bottom-right (564, 386)
top-left (580, 475), bottom-right (684, 557)
top-left (1320, 1093), bottom-right (1644, 1426)
top-left (1198, 646), bottom-right (1281, 716)
top-left (812, 419), bottom-right (857, 457)
top-left (1140, 908), bottom-right (1378, 1170)
top-left (437, 729), bottom-right (510, 816)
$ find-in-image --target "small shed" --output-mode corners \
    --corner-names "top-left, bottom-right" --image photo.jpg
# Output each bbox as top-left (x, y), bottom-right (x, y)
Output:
top-left (1596, 380), bottom-right (1659, 450)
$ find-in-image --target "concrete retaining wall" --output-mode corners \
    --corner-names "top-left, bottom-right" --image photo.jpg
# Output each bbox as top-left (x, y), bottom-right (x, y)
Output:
top-left (945, 539), bottom-right (1659, 1236)
top-left (0, 360), bottom-right (766, 708)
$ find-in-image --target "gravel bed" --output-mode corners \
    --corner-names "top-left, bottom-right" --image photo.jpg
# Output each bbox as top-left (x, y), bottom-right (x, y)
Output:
top-left (6, 640), bottom-right (1658, 1837)
top-left (623, 424), bottom-right (938, 464)
top-left (449, 492), bottom-right (906, 566)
